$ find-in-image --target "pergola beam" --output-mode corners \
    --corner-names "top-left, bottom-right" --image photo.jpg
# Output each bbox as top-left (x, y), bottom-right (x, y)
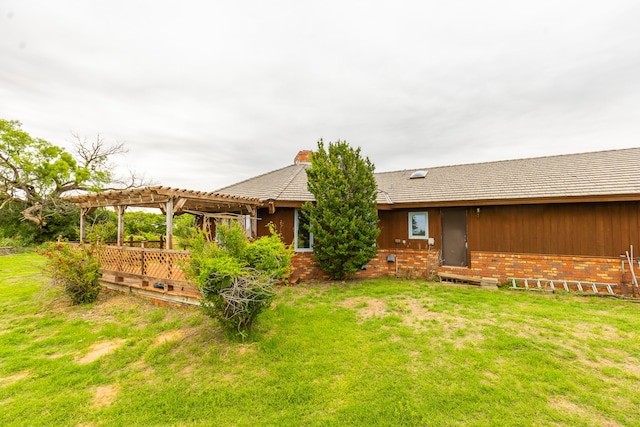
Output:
top-left (64, 186), bottom-right (263, 247)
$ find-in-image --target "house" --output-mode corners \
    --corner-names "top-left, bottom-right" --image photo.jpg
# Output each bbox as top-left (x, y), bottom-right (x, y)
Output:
top-left (216, 148), bottom-right (640, 294)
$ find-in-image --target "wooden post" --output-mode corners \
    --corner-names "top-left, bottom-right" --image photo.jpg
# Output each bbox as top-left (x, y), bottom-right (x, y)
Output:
top-left (248, 206), bottom-right (258, 239)
top-left (116, 206), bottom-right (126, 246)
top-left (165, 198), bottom-right (173, 250)
top-left (79, 208), bottom-right (88, 243)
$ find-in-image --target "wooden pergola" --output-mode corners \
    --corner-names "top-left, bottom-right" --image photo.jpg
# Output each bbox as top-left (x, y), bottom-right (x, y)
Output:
top-left (64, 186), bottom-right (262, 249)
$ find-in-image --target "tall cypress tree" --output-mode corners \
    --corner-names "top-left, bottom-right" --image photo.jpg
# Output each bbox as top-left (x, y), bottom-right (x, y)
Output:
top-left (302, 140), bottom-right (380, 280)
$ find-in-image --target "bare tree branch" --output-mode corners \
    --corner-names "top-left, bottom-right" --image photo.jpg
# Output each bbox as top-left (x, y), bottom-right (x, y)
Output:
top-left (71, 132), bottom-right (127, 166)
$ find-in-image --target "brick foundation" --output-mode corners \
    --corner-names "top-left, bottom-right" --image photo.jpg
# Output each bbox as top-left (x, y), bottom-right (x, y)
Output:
top-left (438, 251), bottom-right (638, 295)
top-left (293, 249), bottom-right (638, 295)
top-left (291, 248), bottom-right (441, 281)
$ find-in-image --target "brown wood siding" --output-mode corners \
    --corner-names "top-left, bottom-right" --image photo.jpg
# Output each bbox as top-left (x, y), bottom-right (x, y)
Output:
top-left (256, 208), bottom-right (295, 245)
top-left (377, 209), bottom-right (441, 250)
top-left (467, 202), bottom-right (640, 257)
top-left (259, 202), bottom-right (640, 257)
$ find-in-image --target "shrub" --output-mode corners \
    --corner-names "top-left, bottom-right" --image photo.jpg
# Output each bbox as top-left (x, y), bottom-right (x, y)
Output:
top-left (185, 222), bottom-right (293, 339)
top-left (0, 236), bottom-right (28, 248)
top-left (38, 242), bottom-right (102, 304)
top-left (200, 269), bottom-right (276, 336)
top-left (243, 223), bottom-right (293, 281)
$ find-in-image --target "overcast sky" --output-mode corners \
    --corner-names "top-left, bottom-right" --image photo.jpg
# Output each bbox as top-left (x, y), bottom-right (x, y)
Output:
top-left (2, 0), bottom-right (640, 191)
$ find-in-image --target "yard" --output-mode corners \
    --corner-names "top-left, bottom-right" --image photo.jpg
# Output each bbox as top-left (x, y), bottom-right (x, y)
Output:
top-left (1, 252), bottom-right (639, 426)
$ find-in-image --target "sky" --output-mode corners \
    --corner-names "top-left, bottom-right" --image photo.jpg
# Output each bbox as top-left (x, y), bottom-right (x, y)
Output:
top-left (2, 0), bottom-right (640, 191)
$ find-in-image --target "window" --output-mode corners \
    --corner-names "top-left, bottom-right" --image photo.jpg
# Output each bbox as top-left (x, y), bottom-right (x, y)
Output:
top-left (295, 209), bottom-right (313, 251)
top-left (409, 212), bottom-right (428, 239)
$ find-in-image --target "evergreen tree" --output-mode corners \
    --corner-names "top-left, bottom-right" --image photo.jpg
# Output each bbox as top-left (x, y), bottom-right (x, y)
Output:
top-left (302, 140), bottom-right (380, 280)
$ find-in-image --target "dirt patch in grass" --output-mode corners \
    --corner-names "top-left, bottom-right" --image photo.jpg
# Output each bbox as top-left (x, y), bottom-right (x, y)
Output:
top-left (570, 322), bottom-right (626, 341)
top-left (452, 331), bottom-right (486, 349)
top-left (501, 321), bottom-right (543, 339)
top-left (339, 297), bottom-right (387, 319)
top-left (76, 339), bottom-right (126, 364)
top-left (178, 364), bottom-right (195, 379)
top-left (0, 370), bottom-right (30, 386)
top-left (403, 298), bottom-right (449, 326)
top-left (573, 348), bottom-right (640, 379)
top-left (550, 397), bottom-right (624, 427)
top-left (237, 344), bottom-right (257, 356)
top-left (623, 359), bottom-right (640, 377)
top-left (153, 330), bottom-right (185, 346)
top-left (93, 384), bottom-right (119, 408)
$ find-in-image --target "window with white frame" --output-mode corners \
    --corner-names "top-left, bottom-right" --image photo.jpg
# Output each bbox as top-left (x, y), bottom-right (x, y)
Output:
top-left (409, 212), bottom-right (428, 239)
top-left (295, 208), bottom-right (313, 251)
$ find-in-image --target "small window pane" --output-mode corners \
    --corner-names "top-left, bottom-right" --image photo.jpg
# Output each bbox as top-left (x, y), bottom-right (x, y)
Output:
top-left (409, 212), bottom-right (428, 239)
top-left (295, 209), bottom-right (313, 251)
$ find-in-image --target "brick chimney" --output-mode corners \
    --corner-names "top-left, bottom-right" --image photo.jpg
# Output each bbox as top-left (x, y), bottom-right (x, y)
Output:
top-left (294, 150), bottom-right (313, 164)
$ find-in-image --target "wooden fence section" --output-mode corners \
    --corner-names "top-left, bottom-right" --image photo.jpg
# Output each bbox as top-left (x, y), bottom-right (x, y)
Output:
top-left (97, 246), bottom-right (190, 280)
top-left (96, 246), bottom-right (200, 305)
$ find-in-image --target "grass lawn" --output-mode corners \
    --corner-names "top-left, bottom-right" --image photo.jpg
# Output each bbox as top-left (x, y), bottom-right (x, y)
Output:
top-left (1, 252), bottom-right (640, 426)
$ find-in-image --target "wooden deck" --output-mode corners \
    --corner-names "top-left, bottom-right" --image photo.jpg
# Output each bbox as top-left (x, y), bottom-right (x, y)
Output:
top-left (438, 272), bottom-right (499, 289)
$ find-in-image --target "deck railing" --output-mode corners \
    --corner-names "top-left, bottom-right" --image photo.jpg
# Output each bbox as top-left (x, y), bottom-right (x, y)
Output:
top-left (96, 245), bottom-right (191, 281)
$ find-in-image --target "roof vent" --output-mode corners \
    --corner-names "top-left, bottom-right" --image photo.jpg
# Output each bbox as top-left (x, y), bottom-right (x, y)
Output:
top-left (409, 170), bottom-right (427, 179)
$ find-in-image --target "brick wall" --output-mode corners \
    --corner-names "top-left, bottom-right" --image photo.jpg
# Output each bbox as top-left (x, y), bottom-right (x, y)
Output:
top-left (437, 251), bottom-right (631, 285)
top-left (293, 249), bottom-right (635, 291)
top-left (292, 248), bottom-right (640, 297)
top-left (291, 248), bottom-right (441, 281)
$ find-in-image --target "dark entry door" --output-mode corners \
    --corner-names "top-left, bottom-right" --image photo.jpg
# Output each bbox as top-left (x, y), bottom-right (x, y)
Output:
top-left (441, 208), bottom-right (467, 267)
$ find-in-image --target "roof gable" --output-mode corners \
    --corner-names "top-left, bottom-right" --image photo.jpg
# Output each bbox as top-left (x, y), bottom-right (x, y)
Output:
top-left (215, 164), bottom-right (313, 202)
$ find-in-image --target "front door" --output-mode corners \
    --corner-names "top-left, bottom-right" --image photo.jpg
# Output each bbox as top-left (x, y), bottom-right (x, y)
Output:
top-left (441, 208), bottom-right (467, 267)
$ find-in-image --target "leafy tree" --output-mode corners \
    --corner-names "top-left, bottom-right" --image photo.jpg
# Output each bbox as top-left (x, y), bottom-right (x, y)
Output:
top-left (302, 140), bottom-right (380, 280)
top-left (123, 211), bottom-right (166, 239)
top-left (0, 199), bottom-right (80, 244)
top-left (0, 119), bottom-right (145, 238)
top-left (174, 214), bottom-right (197, 249)
top-left (85, 208), bottom-right (118, 243)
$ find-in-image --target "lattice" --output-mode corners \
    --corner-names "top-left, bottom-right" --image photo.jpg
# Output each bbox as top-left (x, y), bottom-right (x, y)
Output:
top-left (96, 246), bottom-right (190, 281)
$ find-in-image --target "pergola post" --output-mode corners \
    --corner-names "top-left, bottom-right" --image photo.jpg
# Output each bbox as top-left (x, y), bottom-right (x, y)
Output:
top-left (249, 206), bottom-right (258, 239)
top-left (165, 198), bottom-right (173, 250)
top-left (79, 208), bottom-right (88, 243)
top-left (116, 206), bottom-right (126, 246)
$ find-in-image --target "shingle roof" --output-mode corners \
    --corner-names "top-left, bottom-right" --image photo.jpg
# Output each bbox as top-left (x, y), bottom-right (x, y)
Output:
top-left (216, 148), bottom-right (640, 206)
top-left (215, 164), bottom-right (313, 202)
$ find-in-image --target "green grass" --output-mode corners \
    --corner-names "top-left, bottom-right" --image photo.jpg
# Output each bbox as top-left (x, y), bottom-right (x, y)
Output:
top-left (1, 253), bottom-right (640, 426)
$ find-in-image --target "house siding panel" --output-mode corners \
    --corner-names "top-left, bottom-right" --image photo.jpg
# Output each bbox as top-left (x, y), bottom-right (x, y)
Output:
top-left (256, 208), bottom-right (295, 244)
top-left (467, 202), bottom-right (640, 257)
top-left (377, 209), bottom-right (441, 250)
